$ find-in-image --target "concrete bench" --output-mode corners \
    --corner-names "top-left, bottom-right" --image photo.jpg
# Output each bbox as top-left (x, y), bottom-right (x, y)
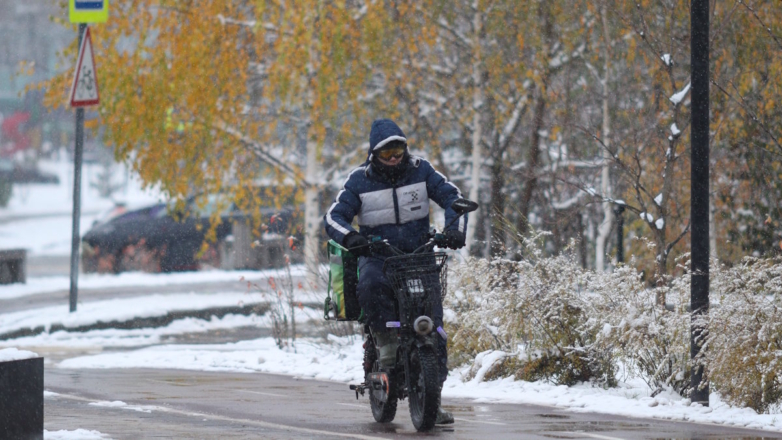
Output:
top-left (0, 248), bottom-right (26, 284)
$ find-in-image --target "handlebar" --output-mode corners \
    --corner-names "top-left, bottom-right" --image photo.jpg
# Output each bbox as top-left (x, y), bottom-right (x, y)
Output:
top-left (347, 229), bottom-right (446, 257)
top-left (344, 197), bottom-right (478, 257)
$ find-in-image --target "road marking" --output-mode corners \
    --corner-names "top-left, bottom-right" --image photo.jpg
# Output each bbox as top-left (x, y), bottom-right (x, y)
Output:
top-left (453, 417), bottom-right (507, 426)
top-left (560, 432), bottom-right (626, 440)
top-left (336, 403), bottom-right (366, 409)
top-left (49, 391), bottom-right (386, 440)
top-left (236, 389), bottom-right (286, 398)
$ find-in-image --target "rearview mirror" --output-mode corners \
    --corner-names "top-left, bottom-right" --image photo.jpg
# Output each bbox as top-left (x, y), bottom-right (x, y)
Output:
top-left (450, 198), bottom-right (479, 215)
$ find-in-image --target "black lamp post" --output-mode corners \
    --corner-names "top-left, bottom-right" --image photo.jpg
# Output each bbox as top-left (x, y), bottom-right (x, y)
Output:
top-left (613, 203), bottom-right (626, 264)
top-left (690, 0), bottom-right (710, 406)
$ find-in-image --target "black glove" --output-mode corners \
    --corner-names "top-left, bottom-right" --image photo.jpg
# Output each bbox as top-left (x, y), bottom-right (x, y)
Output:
top-left (444, 229), bottom-right (466, 250)
top-left (343, 232), bottom-right (371, 256)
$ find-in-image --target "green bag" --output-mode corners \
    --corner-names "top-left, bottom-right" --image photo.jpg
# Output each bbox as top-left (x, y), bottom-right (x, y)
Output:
top-left (324, 240), bottom-right (362, 321)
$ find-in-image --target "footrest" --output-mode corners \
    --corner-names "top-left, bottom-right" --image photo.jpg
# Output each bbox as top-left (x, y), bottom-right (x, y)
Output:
top-left (349, 383), bottom-right (367, 399)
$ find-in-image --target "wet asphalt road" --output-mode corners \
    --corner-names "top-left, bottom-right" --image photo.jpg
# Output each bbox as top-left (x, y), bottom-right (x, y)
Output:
top-left (44, 368), bottom-right (782, 440)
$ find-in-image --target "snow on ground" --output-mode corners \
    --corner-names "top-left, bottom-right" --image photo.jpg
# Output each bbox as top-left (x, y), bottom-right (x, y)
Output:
top-left (56, 336), bottom-right (782, 433)
top-left (0, 292), bottom-right (266, 335)
top-left (44, 428), bottom-right (110, 439)
top-left (1, 314), bottom-right (267, 349)
top-left (0, 265), bottom-right (310, 300)
top-left (0, 347), bottom-right (39, 361)
top-left (59, 336), bottom-right (366, 383)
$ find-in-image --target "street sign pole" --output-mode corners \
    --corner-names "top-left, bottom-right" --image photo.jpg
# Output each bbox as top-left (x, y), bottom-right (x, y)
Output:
top-left (67, 0), bottom-right (106, 313)
top-left (69, 23), bottom-right (87, 313)
top-left (690, 0), bottom-right (710, 406)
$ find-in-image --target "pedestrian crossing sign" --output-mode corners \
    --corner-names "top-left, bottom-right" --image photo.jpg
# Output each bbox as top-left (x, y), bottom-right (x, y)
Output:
top-left (69, 26), bottom-right (100, 107)
top-left (69, 0), bottom-right (108, 23)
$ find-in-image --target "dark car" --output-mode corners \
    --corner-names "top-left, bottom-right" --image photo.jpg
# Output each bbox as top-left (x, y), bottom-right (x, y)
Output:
top-left (82, 195), bottom-right (298, 273)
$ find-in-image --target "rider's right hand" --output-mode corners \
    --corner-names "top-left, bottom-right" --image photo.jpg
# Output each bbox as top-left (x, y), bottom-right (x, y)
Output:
top-left (344, 232), bottom-right (371, 257)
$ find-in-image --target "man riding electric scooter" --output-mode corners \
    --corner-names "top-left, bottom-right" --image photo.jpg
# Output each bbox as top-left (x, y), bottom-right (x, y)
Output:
top-left (324, 118), bottom-right (467, 425)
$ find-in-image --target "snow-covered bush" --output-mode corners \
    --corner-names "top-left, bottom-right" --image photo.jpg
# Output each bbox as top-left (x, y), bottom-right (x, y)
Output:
top-left (447, 236), bottom-right (782, 414)
top-left (446, 231), bottom-right (616, 386)
top-left (598, 256), bottom-right (692, 395)
top-left (704, 257), bottom-right (782, 413)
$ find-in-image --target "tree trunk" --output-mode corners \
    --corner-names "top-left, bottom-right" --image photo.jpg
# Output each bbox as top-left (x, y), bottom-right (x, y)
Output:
top-left (517, 94), bottom-right (546, 236)
top-left (304, 142), bottom-right (321, 290)
top-left (595, 4), bottom-right (613, 272)
top-left (465, 10), bottom-right (484, 256)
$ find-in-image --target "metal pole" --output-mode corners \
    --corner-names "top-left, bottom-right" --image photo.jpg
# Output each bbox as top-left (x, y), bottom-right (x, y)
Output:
top-left (613, 204), bottom-right (625, 264)
top-left (690, 0), bottom-right (710, 406)
top-left (69, 23), bottom-right (87, 313)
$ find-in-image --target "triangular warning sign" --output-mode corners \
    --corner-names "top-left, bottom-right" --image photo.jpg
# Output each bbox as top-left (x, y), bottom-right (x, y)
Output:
top-left (69, 26), bottom-right (100, 107)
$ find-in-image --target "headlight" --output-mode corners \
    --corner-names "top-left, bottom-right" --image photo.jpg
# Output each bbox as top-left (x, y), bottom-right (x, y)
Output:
top-left (413, 316), bottom-right (434, 335)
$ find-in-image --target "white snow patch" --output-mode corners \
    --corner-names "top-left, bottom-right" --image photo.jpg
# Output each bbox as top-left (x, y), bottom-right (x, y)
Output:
top-left (0, 293), bottom-right (267, 336)
top-left (89, 400), bottom-right (156, 413)
top-left (654, 193), bottom-right (663, 206)
top-left (670, 123), bottom-right (681, 136)
top-left (0, 347), bottom-right (39, 362)
top-left (0, 265), bottom-right (309, 300)
top-left (640, 212), bottom-right (654, 223)
top-left (669, 82), bottom-right (691, 104)
top-left (44, 429), bottom-right (109, 439)
top-left (2, 314), bottom-right (268, 349)
top-left (59, 336), bottom-right (366, 384)
top-left (655, 218), bottom-right (665, 230)
top-left (661, 53), bottom-right (672, 66)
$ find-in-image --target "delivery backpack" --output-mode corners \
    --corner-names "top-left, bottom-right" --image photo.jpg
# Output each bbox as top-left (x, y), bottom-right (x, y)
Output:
top-left (324, 240), bottom-right (363, 321)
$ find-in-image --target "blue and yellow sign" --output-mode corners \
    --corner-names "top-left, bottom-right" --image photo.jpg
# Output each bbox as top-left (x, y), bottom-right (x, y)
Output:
top-left (69, 0), bottom-right (108, 23)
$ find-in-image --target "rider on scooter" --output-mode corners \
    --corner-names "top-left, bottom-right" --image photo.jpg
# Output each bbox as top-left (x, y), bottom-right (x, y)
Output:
top-left (324, 118), bottom-right (467, 425)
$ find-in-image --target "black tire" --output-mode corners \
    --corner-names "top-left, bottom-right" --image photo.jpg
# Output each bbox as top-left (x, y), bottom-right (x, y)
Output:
top-left (408, 346), bottom-right (439, 431)
top-left (366, 337), bottom-right (397, 423)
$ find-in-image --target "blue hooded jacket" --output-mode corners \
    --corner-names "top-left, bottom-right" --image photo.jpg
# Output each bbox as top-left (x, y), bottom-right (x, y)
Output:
top-left (324, 119), bottom-right (467, 253)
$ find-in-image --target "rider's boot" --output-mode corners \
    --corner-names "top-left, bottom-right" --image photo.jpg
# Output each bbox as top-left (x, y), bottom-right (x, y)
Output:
top-left (435, 391), bottom-right (454, 424)
top-left (373, 330), bottom-right (398, 369)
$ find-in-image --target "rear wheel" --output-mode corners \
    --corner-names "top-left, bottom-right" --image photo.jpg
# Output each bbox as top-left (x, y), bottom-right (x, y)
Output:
top-left (408, 346), bottom-right (439, 431)
top-left (366, 337), bottom-right (397, 423)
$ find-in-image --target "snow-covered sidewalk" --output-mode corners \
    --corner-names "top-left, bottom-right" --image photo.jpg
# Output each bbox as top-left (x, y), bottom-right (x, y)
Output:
top-left (0, 292), bottom-right (263, 336)
top-left (0, 265), bottom-right (310, 300)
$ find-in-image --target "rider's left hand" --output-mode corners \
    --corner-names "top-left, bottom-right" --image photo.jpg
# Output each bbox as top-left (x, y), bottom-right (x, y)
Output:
top-left (444, 230), bottom-right (466, 250)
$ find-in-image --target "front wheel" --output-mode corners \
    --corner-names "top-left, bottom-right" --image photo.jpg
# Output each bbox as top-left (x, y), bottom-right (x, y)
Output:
top-left (408, 346), bottom-right (440, 431)
top-left (366, 337), bottom-right (397, 423)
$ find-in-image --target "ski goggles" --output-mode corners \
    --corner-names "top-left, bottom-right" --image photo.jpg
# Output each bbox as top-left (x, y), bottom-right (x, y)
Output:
top-left (377, 145), bottom-right (406, 160)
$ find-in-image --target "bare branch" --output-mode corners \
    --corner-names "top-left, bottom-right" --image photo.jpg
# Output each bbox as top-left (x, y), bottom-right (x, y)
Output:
top-left (738, 0), bottom-right (782, 51)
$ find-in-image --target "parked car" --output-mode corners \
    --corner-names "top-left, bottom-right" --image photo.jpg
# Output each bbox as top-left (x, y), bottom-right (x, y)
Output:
top-left (82, 195), bottom-right (299, 274)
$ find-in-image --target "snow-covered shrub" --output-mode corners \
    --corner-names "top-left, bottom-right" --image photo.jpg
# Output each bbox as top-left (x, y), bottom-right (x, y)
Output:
top-left (596, 257), bottom-right (692, 395)
top-left (704, 257), bottom-right (782, 413)
top-left (447, 232), bottom-right (616, 386)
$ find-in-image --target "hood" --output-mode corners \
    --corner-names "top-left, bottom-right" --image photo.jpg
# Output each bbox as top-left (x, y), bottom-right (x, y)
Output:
top-left (368, 119), bottom-right (407, 160)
